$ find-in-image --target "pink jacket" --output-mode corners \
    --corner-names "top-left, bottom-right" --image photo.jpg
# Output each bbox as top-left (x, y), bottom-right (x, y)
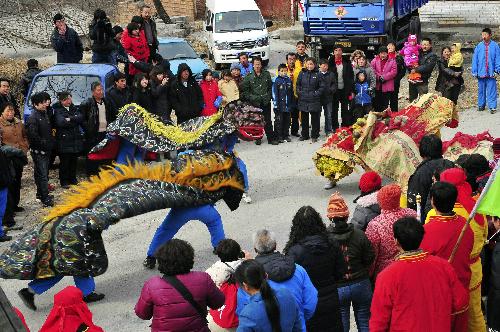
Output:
top-left (135, 272), bottom-right (225, 332)
top-left (400, 42), bottom-right (422, 67)
top-left (370, 57), bottom-right (397, 93)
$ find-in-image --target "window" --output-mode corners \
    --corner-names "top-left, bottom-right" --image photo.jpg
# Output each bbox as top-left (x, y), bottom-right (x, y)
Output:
top-left (214, 10), bottom-right (265, 33)
top-left (158, 42), bottom-right (198, 60)
top-left (29, 75), bottom-right (100, 106)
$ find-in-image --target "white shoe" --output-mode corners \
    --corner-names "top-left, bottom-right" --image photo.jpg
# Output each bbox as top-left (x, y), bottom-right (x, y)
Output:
top-left (242, 193), bottom-right (252, 204)
top-left (323, 180), bottom-right (336, 190)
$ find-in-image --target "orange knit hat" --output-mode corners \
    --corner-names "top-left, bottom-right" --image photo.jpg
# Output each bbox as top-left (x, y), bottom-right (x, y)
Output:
top-left (327, 192), bottom-right (350, 219)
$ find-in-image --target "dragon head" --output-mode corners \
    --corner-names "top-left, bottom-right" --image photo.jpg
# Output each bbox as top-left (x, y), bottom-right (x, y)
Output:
top-left (223, 101), bottom-right (265, 141)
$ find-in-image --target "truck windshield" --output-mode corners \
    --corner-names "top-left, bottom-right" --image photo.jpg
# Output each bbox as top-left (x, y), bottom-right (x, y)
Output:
top-left (28, 75), bottom-right (100, 106)
top-left (214, 10), bottom-right (265, 32)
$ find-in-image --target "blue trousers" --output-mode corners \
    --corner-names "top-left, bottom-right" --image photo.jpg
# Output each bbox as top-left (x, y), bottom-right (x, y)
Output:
top-left (478, 77), bottom-right (498, 110)
top-left (338, 278), bottom-right (372, 332)
top-left (147, 205), bottom-right (225, 256)
top-left (28, 276), bottom-right (95, 296)
top-left (116, 139), bottom-right (145, 165)
top-left (0, 188), bottom-right (7, 237)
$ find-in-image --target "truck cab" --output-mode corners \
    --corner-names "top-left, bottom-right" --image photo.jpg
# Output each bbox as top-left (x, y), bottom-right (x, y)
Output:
top-left (303, 0), bottom-right (426, 58)
top-left (204, 0), bottom-right (273, 69)
top-left (23, 63), bottom-right (118, 122)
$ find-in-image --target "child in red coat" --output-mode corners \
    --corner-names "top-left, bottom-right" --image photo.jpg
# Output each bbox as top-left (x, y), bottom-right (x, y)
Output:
top-left (121, 22), bottom-right (150, 76)
top-left (200, 69), bottom-right (223, 116)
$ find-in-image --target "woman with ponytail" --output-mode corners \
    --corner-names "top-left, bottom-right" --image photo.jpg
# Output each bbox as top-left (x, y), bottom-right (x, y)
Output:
top-left (235, 260), bottom-right (302, 332)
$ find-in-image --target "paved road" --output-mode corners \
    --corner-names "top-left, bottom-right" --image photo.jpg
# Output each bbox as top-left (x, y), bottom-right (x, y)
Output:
top-left (2, 38), bottom-right (500, 331)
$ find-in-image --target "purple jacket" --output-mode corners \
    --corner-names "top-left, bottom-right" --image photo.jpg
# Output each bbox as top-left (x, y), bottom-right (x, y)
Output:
top-left (135, 272), bottom-right (225, 332)
top-left (370, 57), bottom-right (397, 93)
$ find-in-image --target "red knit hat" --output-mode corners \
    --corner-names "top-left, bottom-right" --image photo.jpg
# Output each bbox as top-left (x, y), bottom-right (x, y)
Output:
top-left (327, 192), bottom-right (350, 219)
top-left (377, 184), bottom-right (401, 211)
top-left (359, 171), bottom-right (382, 194)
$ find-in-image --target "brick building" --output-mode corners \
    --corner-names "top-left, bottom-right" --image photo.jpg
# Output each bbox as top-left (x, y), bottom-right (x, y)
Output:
top-left (419, 0), bottom-right (500, 26)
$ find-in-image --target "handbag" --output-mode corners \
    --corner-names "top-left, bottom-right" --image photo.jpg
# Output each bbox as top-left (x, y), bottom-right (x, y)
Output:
top-left (162, 275), bottom-right (208, 324)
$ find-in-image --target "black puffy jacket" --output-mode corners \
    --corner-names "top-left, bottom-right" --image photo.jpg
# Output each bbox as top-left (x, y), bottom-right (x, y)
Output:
top-left (254, 252), bottom-right (296, 282)
top-left (89, 19), bottom-right (115, 54)
top-left (286, 235), bottom-right (344, 332)
top-left (80, 97), bottom-right (116, 149)
top-left (54, 104), bottom-right (85, 154)
top-left (415, 50), bottom-right (438, 83)
top-left (26, 109), bottom-right (54, 152)
top-left (150, 79), bottom-right (171, 120)
top-left (297, 68), bottom-right (325, 112)
top-left (169, 64), bottom-right (203, 124)
top-left (0, 149), bottom-right (13, 188)
top-left (50, 27), bottom-right (83, 63)
top-left (107, 86), bottom-right (132, 116)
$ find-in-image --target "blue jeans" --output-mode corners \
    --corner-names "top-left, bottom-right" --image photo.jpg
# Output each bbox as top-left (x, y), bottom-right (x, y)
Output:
top-left (478, 77), bottom-right (497, 110)
top-left (147, 205), bottom-right (225, 256)
top-left (92, 52), bottom-right (114, 64)
top-left (28, 276), bottom-right (95, 296)
top-left (0, 188), bottom-right (7, 236)
top-left (338, 278), bottom-right (372, 332)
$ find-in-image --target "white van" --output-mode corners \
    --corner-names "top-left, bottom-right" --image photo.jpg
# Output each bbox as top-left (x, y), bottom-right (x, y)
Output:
top-left (204, 0), bottom-right (273, 69)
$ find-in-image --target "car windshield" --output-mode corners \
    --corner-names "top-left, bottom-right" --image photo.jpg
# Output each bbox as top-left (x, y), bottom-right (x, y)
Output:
top-left (215, 10), bottom-right (265, 32)
top-left (29, 75), bottom-right (100, 106)
top-left (158, 41), bottom-right (198, 60)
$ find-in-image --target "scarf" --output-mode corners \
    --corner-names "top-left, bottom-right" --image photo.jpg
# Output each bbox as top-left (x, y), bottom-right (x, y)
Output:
top-left (39, 286), bottom-right (104, 332)
top-left (335, 57), bottom-right (343, 65)
top-left (440, 168), bottom-right (485, 225)
top-left (388, 51), bottom-right (396, 59)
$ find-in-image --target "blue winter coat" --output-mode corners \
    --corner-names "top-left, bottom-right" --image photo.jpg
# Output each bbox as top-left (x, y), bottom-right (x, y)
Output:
top-left (236, 255), bottom-right (317, 331)
top-left (272, 75), bottom-right (293, 113)
top-left (236, 287), bottom-right (302, 332)
top-left (472, 40), bottom-right (500, 78)
top-left (354, 81), bottom-right (372, 106)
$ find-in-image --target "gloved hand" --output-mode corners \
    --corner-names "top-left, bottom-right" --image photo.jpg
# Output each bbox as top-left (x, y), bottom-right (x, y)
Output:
top-left (214, 96), bottom-right (223, 108)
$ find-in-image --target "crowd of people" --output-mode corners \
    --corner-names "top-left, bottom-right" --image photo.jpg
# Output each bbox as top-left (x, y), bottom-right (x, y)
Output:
top-left (1, 4), bottom-right (500, 331)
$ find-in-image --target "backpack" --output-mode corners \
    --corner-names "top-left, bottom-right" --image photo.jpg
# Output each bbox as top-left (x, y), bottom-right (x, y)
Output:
top-left (209, 281), bottom-right (239, 328)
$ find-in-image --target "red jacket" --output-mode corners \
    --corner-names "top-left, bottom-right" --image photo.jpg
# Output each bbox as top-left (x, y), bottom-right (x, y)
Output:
top-left (370, 251), bottom-right (469, 332)
top-left (135, 272), bottom-right (225, 332)
top-left (121, 29), bottom-right (150, 75)
top-left (200, 80), bottom-right (222, 116)
top-left (370, 56), bottom-right (397, 92)
top-left (420, 214), bottom-right (474, 289)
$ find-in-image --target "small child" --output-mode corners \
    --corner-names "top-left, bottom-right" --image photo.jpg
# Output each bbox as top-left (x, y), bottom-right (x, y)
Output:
top-left (200, 69), bottom-right (223, 116)
top-left (218, 70), bottom-right (240, 107)
top-left (230, 63), bottom-right (243, 90)
top-left (353, 71), bottom-right (373, 120)
top-left (273, 63), bottom-right (293, 142)
top-left (318, 59), bottom-right (337, 136)
top-left (449, 43), bottom-right (464, 86)
top-left (400, 34), bottom-right (422, 83)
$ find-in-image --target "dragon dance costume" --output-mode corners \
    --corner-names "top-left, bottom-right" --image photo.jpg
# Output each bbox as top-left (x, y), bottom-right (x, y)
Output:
top-left (314, 93), bottom-right (495, 191)
top-left (0, 102), bottom-right (263, 305)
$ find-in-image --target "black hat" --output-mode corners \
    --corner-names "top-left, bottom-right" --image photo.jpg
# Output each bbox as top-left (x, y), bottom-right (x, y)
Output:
top-left (378, 46), bottom-right (388, 54)
top-left (53, 13), bottom-right (64, 23)
top-left (27, 59), bottom-right (38, 68)
top-left (112, 25), bottom-right (124, 35)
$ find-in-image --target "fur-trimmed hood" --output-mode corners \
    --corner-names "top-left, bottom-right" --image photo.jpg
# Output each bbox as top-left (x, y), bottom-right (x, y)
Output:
top-left (355, 191), bottom-right (379, 208)
top-left (205, 259), bottom-right (243, 287)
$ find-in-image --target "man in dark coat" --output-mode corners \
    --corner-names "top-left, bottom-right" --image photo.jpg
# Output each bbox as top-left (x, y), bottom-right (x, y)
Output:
top-left (407, 134), bottom-right (454, 221)
top-left (19, 59), bottom-right (42, 99)
top-left (140, 4), bottom-right (159, 59)
top-left (0, 79), bottom-right (20, 119)
top-left (0, 149), bottom-right (13, 242)
top-left (107, 72), bottom-right (132, 116)
top-left (169, 63), bottom-right (203, 124)
top-left (409, 38), bottom-right (438, 102)
top-left (328, 46), bottom-right (354, 129)
top-left (241, 56), bottom-right (276, 145)
top-left (50, 13), bottom-right (84, 64)
top-left (319, 59), bottom-right (337, 136)
top-left (80, 82), bottom-right (116, 176)
top-left (26, 93), bottom-right (55, 207)
top-left (89, 9), bottom-right (115, 64)
top-left (53, 92), bottom-right (85, 188)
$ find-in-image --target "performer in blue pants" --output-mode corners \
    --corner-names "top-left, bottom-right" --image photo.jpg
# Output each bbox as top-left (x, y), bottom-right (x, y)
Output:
top-left (144, 204), bottom-right (225, 268)
top-left (0, 187), bottom-right (10, 242)
top-left (19, 275), bottom-right (102, 311)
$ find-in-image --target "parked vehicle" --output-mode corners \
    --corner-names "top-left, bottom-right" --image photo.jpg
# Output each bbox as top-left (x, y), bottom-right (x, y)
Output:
top-left (23, 63), bottom-right (118, 122)
top-left (303, 0), bottom-right (427, 58)
top-left (204, 0), bottom-right (273, 69)
top-left (157, 37), bottom-right (209, 81)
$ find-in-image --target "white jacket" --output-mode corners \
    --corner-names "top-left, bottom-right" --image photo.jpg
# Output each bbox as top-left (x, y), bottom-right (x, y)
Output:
top-left (206, 259), bottom-right (244, 287)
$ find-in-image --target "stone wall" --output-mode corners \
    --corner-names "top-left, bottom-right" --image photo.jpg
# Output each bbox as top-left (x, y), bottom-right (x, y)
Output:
top-left (419, 1), bottom-right (500, 26)
top-left (113, 0), bottom-right (197, 24)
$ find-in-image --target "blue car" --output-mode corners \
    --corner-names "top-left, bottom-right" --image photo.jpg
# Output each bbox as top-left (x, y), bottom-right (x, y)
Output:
top-left (157, 37), bottom-right (209, 80)
top-left (23, 63), bottom-right (118, 122)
